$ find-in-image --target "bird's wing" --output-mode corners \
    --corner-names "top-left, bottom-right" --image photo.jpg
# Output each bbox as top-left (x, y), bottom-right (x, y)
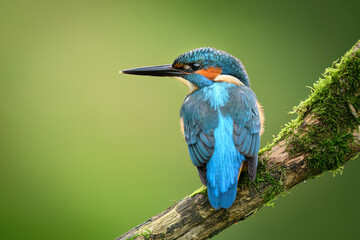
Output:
top-left (180, 94), bottom-right (218, 185)
top-left (233, 110), bottom-right (260, 181)
top-left (225, 87), bottom-right (261, 181)
top-left (184, 123), bottom-right (215, 166)
top-left (182, 120), bottom-right (216, 185)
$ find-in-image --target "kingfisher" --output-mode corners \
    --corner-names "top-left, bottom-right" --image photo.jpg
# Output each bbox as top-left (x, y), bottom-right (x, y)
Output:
top-left (121, 48), bottom-right (264, 209)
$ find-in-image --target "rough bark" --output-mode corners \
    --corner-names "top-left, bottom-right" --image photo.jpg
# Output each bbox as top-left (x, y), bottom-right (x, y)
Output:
top-left (116, 40), bottom-right (360, 240)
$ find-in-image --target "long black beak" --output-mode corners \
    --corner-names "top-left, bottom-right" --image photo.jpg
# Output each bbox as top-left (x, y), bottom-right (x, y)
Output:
top-left (120, 64), bottom-right (187, 77)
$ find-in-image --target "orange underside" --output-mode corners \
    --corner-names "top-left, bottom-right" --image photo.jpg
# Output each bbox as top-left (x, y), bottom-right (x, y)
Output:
top-left (238, 162), bottom-right (248, 181)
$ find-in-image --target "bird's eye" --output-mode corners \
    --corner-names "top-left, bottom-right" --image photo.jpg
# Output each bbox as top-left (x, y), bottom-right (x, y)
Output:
top-left (192, 63), bottom-right (201, 71)
top-left (182, 63), bottom-right (200, 72)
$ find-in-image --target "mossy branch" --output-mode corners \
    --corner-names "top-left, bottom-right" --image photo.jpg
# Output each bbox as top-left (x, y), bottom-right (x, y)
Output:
top-left (116, 40), bottom-right (360, 240)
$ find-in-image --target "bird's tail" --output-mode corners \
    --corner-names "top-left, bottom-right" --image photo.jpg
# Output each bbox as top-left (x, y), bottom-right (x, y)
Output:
top-left (206, 156), bottom-right (244, 209)
top-left (207, 181), bottom-right (238, 209)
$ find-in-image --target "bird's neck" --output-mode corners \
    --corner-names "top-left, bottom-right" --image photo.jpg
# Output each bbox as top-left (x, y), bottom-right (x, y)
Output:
top-left (203, 82), bottom-right (233, 110)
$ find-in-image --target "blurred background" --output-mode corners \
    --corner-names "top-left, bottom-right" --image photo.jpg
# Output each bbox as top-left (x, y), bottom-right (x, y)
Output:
top-left (1, 0), bottom-right (359, 239)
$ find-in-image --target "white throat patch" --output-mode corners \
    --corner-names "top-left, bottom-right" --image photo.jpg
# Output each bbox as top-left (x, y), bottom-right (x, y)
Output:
top-left (172, 77), bottom-right (198, 94)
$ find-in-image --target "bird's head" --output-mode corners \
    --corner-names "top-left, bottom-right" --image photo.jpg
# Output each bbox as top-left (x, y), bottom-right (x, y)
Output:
top-left (121, 47), bottom-right (250, 93)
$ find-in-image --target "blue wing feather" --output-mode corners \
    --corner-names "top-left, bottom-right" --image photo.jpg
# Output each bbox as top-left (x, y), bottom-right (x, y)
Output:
top-left (236, 128), bottom-right (247, 145)
top-left (199, 132), bottom-right (213, 148)
top-left (196, 140), bottom-right (211, 158)
top-left (240, 132), bottom-right (251, 153)
top-left (188, 146), bottom-right (200, 166)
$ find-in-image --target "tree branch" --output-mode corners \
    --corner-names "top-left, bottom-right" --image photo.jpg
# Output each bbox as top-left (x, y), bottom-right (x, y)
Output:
top-left (116, 40), bottom-right (360, 240)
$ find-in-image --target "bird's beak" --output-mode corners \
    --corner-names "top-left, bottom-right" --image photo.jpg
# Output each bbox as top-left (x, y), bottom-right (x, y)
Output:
top-left (120, 64), bottom-right (187, 77)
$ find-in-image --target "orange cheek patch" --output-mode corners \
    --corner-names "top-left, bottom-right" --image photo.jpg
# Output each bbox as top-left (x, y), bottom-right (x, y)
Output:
top-left (195, 67), bottom-right (222, 80)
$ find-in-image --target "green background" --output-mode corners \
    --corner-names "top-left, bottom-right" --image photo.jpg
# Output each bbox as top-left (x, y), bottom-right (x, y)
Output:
top-left (1, 0), bottom-right (359, 239)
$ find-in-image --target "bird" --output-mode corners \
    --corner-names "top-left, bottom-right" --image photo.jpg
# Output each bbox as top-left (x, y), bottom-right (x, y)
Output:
top-left (120, 48), bottom-right (264, 209)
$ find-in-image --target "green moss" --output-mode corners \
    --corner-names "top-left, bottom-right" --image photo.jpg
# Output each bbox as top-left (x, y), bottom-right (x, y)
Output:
top-left (288, 45), bottom-right (360, 175)
top-left (265, 42), bottom-right (360, 175)
top-left (256, 162), bottom-right (287, 202)
top-left (127, 229), bottom-right (151, 240)
top-left (186, 185), bottom-right (207, 198)
top-left (253, 41), bottom-right (360, 203)
top-left (237, 159), bottom-right (287, 205)
top-left (261, 42), bottom-right (359, 172)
